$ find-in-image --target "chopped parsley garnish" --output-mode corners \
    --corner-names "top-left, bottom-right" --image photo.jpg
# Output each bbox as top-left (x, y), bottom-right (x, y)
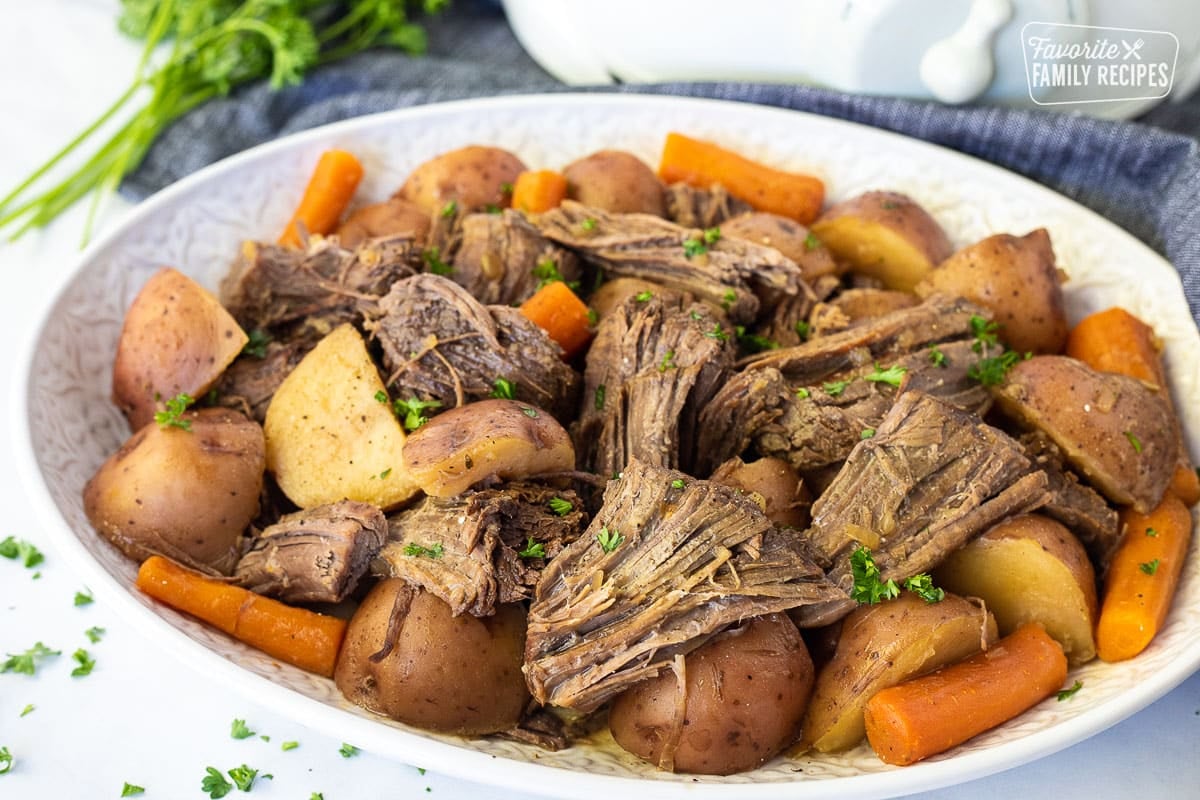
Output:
top-left (374, 389), bottom-right (388, 403)
top-left (230, 719), bottom-right (255, 740)
top-left (19, 704), bottom-right (34, 718)
top-left (596, 527), bottom-right (624, 553)
top-left (121, 782), bottom-right (145, 796)
top-left (259, 735), bottom-right (269, 742)
top-left (969, 315), bottom-right (1001, 352)
top-left (1125, 431), bottom-right (1143, 454)
top-left (967, 350), bottom-right (1020, 386)
top-left (849, 546), bottom-right (900, 605)
top-left (671, 478), bottom-right (686, 489)
top-left (392, 397), bottom-right (442, 431)
top-left (581, 217), bottom-right (597, 231)
top-left (1139, 559), bottom-right (1160, 575)
top-left (683, 237), bottom-right (707, 259)
top-left (880, 200), bottom-right (900, 210)
top-left (658, 350), bottom-right (677, 372)
top-left (720, 289), bottom-right (737, 311)
top-left (74, 589), bottom-right (93, 607)
top-left (586, 308), bottom-right (599, 326)
top-left (704, 323), bottom-right (729, 342)
top-left (594, 384), bottom-right (606, 411)
top-left (634, 290), bottom-right (653, 302)
top-left (70, 648), bottom-right (95, 677)
top-left (154, 392), bottom-right (194, 431)
top-left (520, 406), bottom-right (539, 418)
top-left (440, 200), bottom-right (457, 218)
top-left (928, 345), bottom-right (947, 367)
top-left (533, 257), bottom-right (578, 290)
top-left (422, 246), bottom-right (453, 276)
top-left (735, 325), bottom-right (779, 353)
top-left (378, 468), bottom-right (392, 479)
top-left (794, 320), bottom-right (810, 341)
top-left (490, 378), bottom-right (516, 400)
top-left (484, 203), bottom-right (502, 214)
top-left (1146, 527), bottom-right (1159, 537)
top-left (864, 363), bottom-right (908, 387)
top-left (311, 794), bottom-right (324, 800)
top-left (518, 537), bottom-right (546, 559)
top-left (795, 387), bottom-right (811, 399)
top-left (1, 642), bottom-right (60, 675)
top-left (703, 226), bottom-right (721, 244)
top-left (1057, 680), bottom-right (1084, 701)
top-left (228, 765), bottom-right (258, 792)
top-left (903, 574), bottom-right (945, 603)
top-left (201, 767), bottom-right (232, 798)
top-left (804, 231), bottom-right (821, 250)
top-left (823, 379), bottom-right (851, 397)
top-left (85, 626), bottom-right (105, 644)
top-left (403, 543), bottom-right (444, 559)
top-left (0, 746), bottom-right (11, 775)
top-left (339, 743), bottom-right (360, 758)
top-left (500, 182), bottom-right (514, 196)
top-left (241, 329), bottom-right (272, 359)
top-left (281, 741), bottom-right (299, 752)
top-left (548, 497), bottom-right (573, 516)
top-left (860, 428), bottom-right (876, 439)
top-left (0, 537), bottom-right (44, 569)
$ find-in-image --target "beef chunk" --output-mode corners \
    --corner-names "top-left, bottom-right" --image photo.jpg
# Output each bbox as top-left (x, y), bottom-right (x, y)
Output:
top-left (574, 293), bottom-right (735, 477)
top-left (532, 200), bottom-right (807, 323)
top-left (450, 211), bottom-right (582, 305)
top-left (220, 234), bottom-right (419, 331)
top-left (374, 484), bottom-right (586, 617)
top-left (235, 501), bottom-right (386, 604)
top-left (368, 274), bottom-right (580, 420)
top-left (213, 330), bottom-right (319, 423)
top-left (663, 182), bottom-right (752, 229)
top-left (524, 459), bottom-right (852, 712)
top-left (806, 392), bottom-right (1052, 593)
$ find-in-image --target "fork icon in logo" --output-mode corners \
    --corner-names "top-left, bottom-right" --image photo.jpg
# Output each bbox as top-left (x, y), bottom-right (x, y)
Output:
top-left (1122, 38), bottom-right (1145, 60)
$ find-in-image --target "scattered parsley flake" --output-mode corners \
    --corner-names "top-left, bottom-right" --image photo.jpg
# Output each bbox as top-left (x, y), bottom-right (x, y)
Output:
top-left (392, 397), bottom-right (442, 431)
top-left (201, 767), bottom-right (232, 798)
top-left (339, 743), bottom-right (360, 758)
top-left (440, 200), bottom-right (457, 218)
top-left (0, 746), bottom-right (11, 775)
top-left (928, 345), bottom-right (947, 367)
top-left (903, 574), bottom-right (945, 603)
top-left (1, 642), bottom-right (60, 675)
top-left (85, 626), bottom-right (105, 644)
top-left (581, 217), bottom-right (597, 231)
top-left (823, 379), bottom-right (851, 397)
top-left (1146, 527), bottom-right (1159, 537)
top-left (19, 704), bottom-right (34, 718)
top-left (520, 406), bottom-right (539, 418)
top-left (1057, 680), bottom-right (1084, 701)
top-left (736, 326), bottom-right (779, 353)
top-left (861, 428), bottom-right (876, 439)
top-left (500, 182), bottom-right (513, 196)
top-left (880, 200), bottom-right (900, 210)
top-left (720, 289), bottom-right (737, 311)
top-left (417, 767), bottom-right (427, 776)
top-left (634, 290), bottom-right (653, 302)
top-left (70, 648), bottom-right (95, 677)
top-left (281, 741), bottom-right (299, 752)
top-left (1139, 559), bottom-right (1160, 575)
top-left (849, 546), bottom-right (900, 605)
top-left (865, 363), bottom-right (908, 387)
top-left (484, 203), bottom-right (502, 214)
top-left (379, 468), bottom-right (392, 479)
top-left (403, 543), bottom-right (444, 559)
top-left (422, 246), bottom-right (453, 276)
top-left (121, 782), bottom-right (145, 796)
top-left (533, 257), bottom-right (578, 290)
top-left (794, 320), bottom-right (810, 341)
top-left (518, 537), bottom-right (546, 559)
top-left (228, 765), bottom-right (258, 792)
top-left (804, 231), bottom-right (821, 250)
top-left (374, 389), bottom-right (388, 403)
top-left (1125, 431), bottom-right (1143, 454)
top-left (597, 527), bottom-right (624, 553)
top-left (73, 589), bottom-right (93, 606)
top-left (594, 384), bottom-right (606, 411)
top-left (310, 794), bottom-right (324, 800)
top-left (230, 719), bottom-right (255, 740)
top-left (586, 307), bottom-right (599, 327)
top-left (242, 329), bottom-right (272, 359)
top-left (671, 479), bottom-right (686, 490)
top-left (795, 387), bottom-right (811, 399)
top-left (490, 378), bottom-right (516, 399)
top-left (967, 350), bottom-right (1020, 386)
top-left (703, 226), bottom-right (721, 244)
top-left (548, 497), bottom-right (573, 516)
top-left (154, 392), bottom-right (194, 431)
top-left (969, 315), bottom-right (1001, 352)
top-left (0, 537), bottom-right (44, 569)
top-left (658, 350), bottom-right (677, 372)
top-left (704, 323), bottom-right (728, 342)
top-left (683, 237), bottom-right (708, 258)
top-left (259, 735), bottom-right (269, 743)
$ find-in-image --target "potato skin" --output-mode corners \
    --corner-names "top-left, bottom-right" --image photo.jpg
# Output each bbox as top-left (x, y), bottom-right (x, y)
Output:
top-left (710, 456), bottom-right (810, 529)
top-left (335, 580), bottom-right (529, 735)
top-left (563, 150), bottom-right (665, 216)
top-left (336, 197), bottom-right (431, 248)
top-left (83, 408), bottom-right (264, 575)
top-left (397, 145), bottom-right (526, 214)
top-left (721, 212), bottom-right (839, 281)
top-left (935, 514), bottom-right (1098, 665)
top-left (916, 229), bottom-right (1067, 354)
top-left (609, 614), bottom-right (814, 775)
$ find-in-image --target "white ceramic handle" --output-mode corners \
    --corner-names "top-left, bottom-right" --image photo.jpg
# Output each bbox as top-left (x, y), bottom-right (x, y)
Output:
top-left (920, 0), bottom-right (1014, 104)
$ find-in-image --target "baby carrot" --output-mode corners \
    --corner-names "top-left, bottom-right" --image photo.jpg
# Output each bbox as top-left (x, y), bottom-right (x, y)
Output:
top-left (658, 132), bottom-right (825, 224)
top-left (279, 149), bottom-right (364, 248)
top-left (136, 555), bottom-right (347, 678)
top-left (519, 280), bottom-right (593, 359)
top-left (1096, 493), bottom-right (1193, 662)
top-left (864, 623), bottom-right (1067, 766)
top-left (1066, 306), bottom-right (1199, 505)
top-left (511, 169), bottom-right (568, 214)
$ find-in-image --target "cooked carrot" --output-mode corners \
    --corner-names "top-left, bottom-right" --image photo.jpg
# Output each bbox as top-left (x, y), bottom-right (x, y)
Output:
top-left (279, 149), bottom-right (364, 248)
top-left (511, 169), bottom-right (568, 214)
top-left (658, 132), bottom-right (824, 224)
top-left (1096, 493), bottom-right (1193, 662)
top-left (864, 623), bottom-right (1067, 766)
top-left (1066, 306), bottom-right (1199, 506)
top-left (136, 555), bottom-right (346, 678)
top-left (519, 280), bottom-right (593, 359)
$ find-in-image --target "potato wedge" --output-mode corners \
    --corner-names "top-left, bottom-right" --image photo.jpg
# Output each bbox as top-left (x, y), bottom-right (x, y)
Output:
top-left (993, 355), bottom-right (1177, 512)
top-left (710, 456), bottom-right (810, 528)
top-left (916, 229), bottom-right (1067, 354)
top-left (264, 324), bottom-right (420, 509)
top-left (84, 408), bottom-right (264, 575)
top-left (397, 145), bottom-right (526, 214)
top-left (335, 197), bottom-right (431, 248)
top-left (810, 191), bottom-right (952, 291)
top-left (935, 514), bottom-right (1097, 665)
top-left (112, 267), bottom-right (248, 430)
top-left (402, 399), bottom-right (574, 497)
top-left (721, 212), bottom-right (839, 281)
top-left (563, 150), bottom-right (665, 216)
top-left (800, 592), bottom-right (997, 753)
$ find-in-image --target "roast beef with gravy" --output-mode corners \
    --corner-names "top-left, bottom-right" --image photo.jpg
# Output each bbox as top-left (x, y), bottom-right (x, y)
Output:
top-left (451, 210), bottom-right (583, 306)
top-left (663, 182), bottom-right (752, 229)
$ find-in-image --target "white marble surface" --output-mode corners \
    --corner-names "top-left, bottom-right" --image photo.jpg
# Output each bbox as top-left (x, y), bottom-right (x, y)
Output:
top-left (0, 2), bottom-right (1197, 798)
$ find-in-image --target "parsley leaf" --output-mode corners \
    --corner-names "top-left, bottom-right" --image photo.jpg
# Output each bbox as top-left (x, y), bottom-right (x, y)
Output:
top-left (311, 794), bottom-right (325, 800)
top-left (586, 307), bottom-right (599, 327)
top-left (1146, 527), bottom-right (1159, 537)
top-left (392, 397), bottom-right (442, 431)
top-left (242, 329), bottom-right (272, 359)
top-left (422, 246), bottom-right (453, 276)
top-left (403, 542), bottom-right (444, 559)
top-left (703, 226), bottom-right (721, 244)
top-left (74, 589), bottom-right (93, 607)
top-left (281, 741), bottom-right (299, 752)
top-left (533, 257), bottom-right (578, 290)
top-left (154, 392), bottom-right (194, 431)
top-left (794, 320), bottom-right (810, 341)
top-left (70, 648), bottom-right (95, 677)
top-left (849, 547), bottom-right (900, 605)
top-left (902, 574), bottom-right (945, 603)
top-left (823, 379), bottom-right (851, 397)
top-left (548, 497), bottom-right (573, 516)
top-left (735, 325), bottom-right (779, 353)
top-left (520, 406), bottom-right (539, 418)
top-left (860, 428), bottom-right (876, 439)
top-left (704, 323), bottom-right (729, 342)
top-left (634, 290), bottom-right (653, 302)
top-left (201, 767), bottom-right (232, 799)
top-left (228, 764), bottom-right (258, 792)
top-left (795, 387), bottom-right (811, 399)
top-left (20, 704), bottom-right (34, 718)
top-left (1057, 680), bottom-right (1083, 701)
top-left (121, 782), bottom-right (145, 796)
top-left (440, 200), bottom-right (457, 218)
top-left (865, 363), bottom-right (907, 387)
top-left (85, 626), bottom-right (105, 644)
top-left (720, 289), bottom-right (737, 311)
top-left (1, 642), bottom-right (60, 675)
top-left (1125, 431), bottom-right (1143, 454)
top-left (1139, 559), bottom-right (1160, 575)
top-left (671, 479), bottom-right (686, 489)
top-left (594, 384), bottom-right (606, 411)
top-left (969, 315), bottom-right (1001, 352)
top-left (0, 537), bottom-right (44, 569)
top-left (596, 527), bottom-right (624, 553)
top-left (658, 350), bottom-right (677, 372)
top-left (928, 345), bottom-right (947, 367)
top-left (581, 217), bottom-right (597, 231)
top-left (683, 237), bottom-right (708, 258)
top-left (490, 378), bottom-right (516, 400)
top-left (967, 350), bottom-right (1020, 386)
top-left (518, 537), bottom-right (546, 559)
top-left (0, 746), bottom-right (12, 775)
top-left (339, 743), bottom-right (360, 758)
top-left (804, 231), bottom-right (821, 250)
top-left (230, 719), bottom-right (255, 740)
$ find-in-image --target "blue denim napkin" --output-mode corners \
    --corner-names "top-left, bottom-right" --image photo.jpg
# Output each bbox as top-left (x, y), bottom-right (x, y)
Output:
top-left (122, 4), bottom-right (1200, 320)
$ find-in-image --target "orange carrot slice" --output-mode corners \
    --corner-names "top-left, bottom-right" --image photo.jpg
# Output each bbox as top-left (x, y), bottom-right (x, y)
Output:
top-left (511, 169), bottom-right (569, 214)
top-left (519, 280), bottom-right (593, 359)
top-left (279, 149), bottom-right (364, 248)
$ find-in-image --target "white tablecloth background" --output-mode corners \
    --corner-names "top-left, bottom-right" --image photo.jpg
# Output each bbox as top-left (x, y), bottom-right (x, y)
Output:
top-left (1, 2), bottom-right (1196, 798)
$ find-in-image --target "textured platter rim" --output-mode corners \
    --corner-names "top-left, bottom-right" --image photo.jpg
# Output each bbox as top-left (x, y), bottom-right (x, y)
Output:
top-left (13, 92), bottom-right (1200, 800)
